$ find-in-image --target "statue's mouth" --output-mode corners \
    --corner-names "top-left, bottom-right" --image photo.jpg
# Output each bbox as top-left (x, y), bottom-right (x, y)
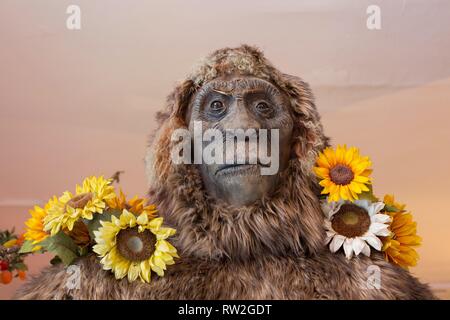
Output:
top-left (215, 163), bottom-right (270, 176)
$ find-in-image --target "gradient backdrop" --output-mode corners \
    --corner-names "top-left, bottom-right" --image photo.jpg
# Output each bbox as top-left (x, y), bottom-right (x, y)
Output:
top-left (1, 0), bottom-right (449, 299)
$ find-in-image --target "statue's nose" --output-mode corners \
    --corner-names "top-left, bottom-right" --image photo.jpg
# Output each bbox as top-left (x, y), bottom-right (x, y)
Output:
top-left (222, 99), bottom-right (261, 130)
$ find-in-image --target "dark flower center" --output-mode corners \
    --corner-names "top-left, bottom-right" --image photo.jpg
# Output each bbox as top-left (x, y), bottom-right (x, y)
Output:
top-left (329, 164), bottom-right (354, 185)
top-left (116, 227), bottom-right (156, 262)
top-left (331, 203), bottom-right (370, 238)
top-left (67, 192), bottom-right (93, 209)
top-left (66, 220), bottom-right (91, 246)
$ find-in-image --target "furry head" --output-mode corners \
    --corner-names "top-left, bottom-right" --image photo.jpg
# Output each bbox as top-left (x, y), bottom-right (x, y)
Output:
top-left (145, 45), bottom-right (330, 261)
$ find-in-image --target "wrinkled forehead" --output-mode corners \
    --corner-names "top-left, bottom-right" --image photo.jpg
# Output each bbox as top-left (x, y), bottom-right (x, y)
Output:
top-left (198, 76), bottom-right (282, 97)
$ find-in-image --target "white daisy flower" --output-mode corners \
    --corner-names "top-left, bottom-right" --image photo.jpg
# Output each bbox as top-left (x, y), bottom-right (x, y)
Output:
top-left (322, 199), bottom-right (392, 259)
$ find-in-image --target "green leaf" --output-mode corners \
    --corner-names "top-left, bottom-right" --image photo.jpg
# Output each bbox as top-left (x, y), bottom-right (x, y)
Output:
top-left (13, 262), bottom-right (28, 271)
top-left (84, 209), bottom-right (121, 240)
top-left (19, 240), bottom-right (36, 254)
top-left (384, 204), bottom-right (400, 213)
top-left (39, 232), bottom-right (79, 266)
top-left (318, 194), bottom-right (328, 200)
top-left (358, 185), bottom-right (379, 203)
top-left (0, 228), bottom-right (16, 244)
top-left (78, 246), bottom-right (89, 257)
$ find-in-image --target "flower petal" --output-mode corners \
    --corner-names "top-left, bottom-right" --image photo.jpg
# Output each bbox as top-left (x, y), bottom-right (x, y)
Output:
top-left (136, 212), bottom-right (149, 225)
top-left (343, 238), bottom-right (354, 259)
top-left (120, 210), bottom-right (136, 227)
top-left (371, 214), bottom-right (391, 224)
top-left (329, 234), bottom-right (345, 253)
top-left (149, 217), bottom-right (163, 230)
top-left (368, 202), bottom-right (385, 216)
top-left (325, 230), bottom-right (335, 245)
top-left (362, 234), bottom-right (382, 251)
top-left (352, 237), bottom-right (365, 256)
top-left (140, 260), bottom-right (151, 283)
top-left (361, 242), bottom-right (371, 257)
top-left (369, 222), bottom-right (390, 235)
top-left (127, 263), bottom-right (140, 282)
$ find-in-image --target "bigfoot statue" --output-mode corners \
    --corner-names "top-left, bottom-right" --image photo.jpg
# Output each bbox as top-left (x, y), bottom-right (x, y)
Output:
top-left (16, 45), bottom-right (434, 299)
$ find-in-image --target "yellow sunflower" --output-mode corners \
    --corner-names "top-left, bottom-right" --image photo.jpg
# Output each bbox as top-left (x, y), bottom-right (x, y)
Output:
top-left (107, 189), bottom-right (158, 219)
top-left (382, 195), bottom-right (421, 269)
top-left (314, 145), bottom-right (372, 202)
top-left (93, 210), bottom-right (178, 283)
top-left (24, 197), bottom-right (58, 251)
top-left (44, 176), bottom-right (116, 235)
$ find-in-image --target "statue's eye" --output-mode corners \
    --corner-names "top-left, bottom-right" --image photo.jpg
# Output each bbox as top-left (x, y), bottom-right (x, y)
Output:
top-left (255, 102), bottom-right (273, 117)
top-left (209, 100), bottom-right (226, 115)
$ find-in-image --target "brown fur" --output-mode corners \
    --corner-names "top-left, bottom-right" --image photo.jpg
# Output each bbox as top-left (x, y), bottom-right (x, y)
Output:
top-left (16, 253), bottom-right (433, 300)
top-left (15, 45), bottom-right (435, 300)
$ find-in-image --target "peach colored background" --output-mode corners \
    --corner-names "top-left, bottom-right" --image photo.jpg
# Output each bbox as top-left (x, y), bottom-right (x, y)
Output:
top-left (1, 0), bottom-right (449, 299)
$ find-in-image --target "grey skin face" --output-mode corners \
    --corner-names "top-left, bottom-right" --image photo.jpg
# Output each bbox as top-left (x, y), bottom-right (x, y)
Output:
top-left (186, 75), bottom-right (294, 207)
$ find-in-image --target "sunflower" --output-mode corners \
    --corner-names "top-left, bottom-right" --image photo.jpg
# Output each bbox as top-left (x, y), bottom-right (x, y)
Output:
top-left (314, 145), bottom-right (372, 202)
top-left (323, 199), bottom-right (391, 259)
top-left (24, 197), bottom-right (58, 251)
top-left (44, 176), bottom-right (116, 236)
top-left (93, 210), bottom-right (178, 283)
top-left (107, 189), bottom-right (158, 219)
top-left (381, 195), bottom-right (421, 269)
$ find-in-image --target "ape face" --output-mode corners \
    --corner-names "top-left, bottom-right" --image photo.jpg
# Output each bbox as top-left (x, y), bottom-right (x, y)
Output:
top-left (146, 45), bottom-right (329, 259)
top-left (186, 75), bottom-right (294, 206)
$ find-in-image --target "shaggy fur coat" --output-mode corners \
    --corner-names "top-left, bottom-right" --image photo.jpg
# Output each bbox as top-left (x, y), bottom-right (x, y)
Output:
top-left (16, 45), bottom-right (435, 300)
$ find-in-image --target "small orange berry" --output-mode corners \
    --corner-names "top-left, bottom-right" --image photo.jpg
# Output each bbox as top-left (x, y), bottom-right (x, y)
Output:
top-left (18, 270), bottom-right (26, 280)
top-left (17, 234), bottom-right (25, 246)
top-left (1, 271), bottom-right (13, 284)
